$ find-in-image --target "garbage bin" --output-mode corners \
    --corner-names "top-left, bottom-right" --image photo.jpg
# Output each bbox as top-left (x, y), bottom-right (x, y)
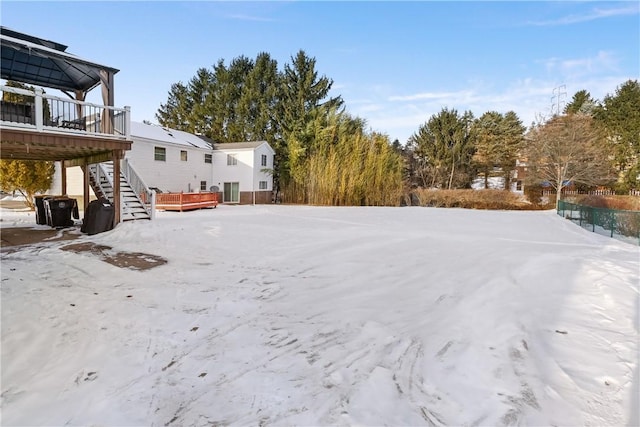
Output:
top-left (44, 197), bottom-right (78, 228)
top-left (34, 195), bottom-right (51, 225)
top-left (81, 198), bottom-right (115, 235)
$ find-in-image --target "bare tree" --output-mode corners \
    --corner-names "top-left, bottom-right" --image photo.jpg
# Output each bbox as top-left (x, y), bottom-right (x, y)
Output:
top-left (524, 113), bottom-right (613, 207)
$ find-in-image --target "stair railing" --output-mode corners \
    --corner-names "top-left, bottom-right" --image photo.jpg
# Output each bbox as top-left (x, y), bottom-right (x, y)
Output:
top-left (87, 163), bottom-right (112, 202)
top-left (121, 158), bottom-right (155, 219)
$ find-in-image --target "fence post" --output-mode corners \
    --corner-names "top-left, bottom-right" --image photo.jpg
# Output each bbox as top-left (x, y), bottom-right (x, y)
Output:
top-left (579, 205), bottom-right (582, 227)
top-left (611, 212), bottom-right (615, 238)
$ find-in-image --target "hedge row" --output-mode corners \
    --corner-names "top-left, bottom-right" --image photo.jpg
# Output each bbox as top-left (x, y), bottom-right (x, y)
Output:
top-left (402, 189), bottom-right (549, 210)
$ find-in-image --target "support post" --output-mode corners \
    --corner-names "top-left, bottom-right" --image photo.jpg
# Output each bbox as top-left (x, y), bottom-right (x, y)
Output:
top-left (112, 151), bottom-right (121, 225)
top-left (60, 160), bottom-right (67, 196)
top-left (83, 159), bottom-right (90, 213)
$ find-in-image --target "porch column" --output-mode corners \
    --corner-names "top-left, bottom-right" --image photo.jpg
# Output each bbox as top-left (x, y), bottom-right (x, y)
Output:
top-left (83, 159), bottom-right (90, 213)
top-left (112, 150), bottom-right (121, 225)
top-left (60, 160), bottom-right (67, 196)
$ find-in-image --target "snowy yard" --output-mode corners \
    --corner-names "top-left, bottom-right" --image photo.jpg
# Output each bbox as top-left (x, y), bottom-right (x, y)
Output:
top-left (1, 205), bottom-right (638, 426)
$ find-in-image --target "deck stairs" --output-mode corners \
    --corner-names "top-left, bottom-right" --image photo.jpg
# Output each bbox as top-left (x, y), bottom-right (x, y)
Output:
top-left (86, 160), bottom-right (154, 221)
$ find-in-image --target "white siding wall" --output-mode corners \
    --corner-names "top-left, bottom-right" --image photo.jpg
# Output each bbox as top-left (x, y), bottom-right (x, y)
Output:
top-left (50, 163), bottom-right (85, 196)
top-left (211, 149), bottom-right (255, 192)
top-left (252, 144), bottom-right (274, 191)
top-left (125, 139), bottom-right (214, 193)
top-left (212, 143), bottom-right (274, 192)
top-left (48, 140), bottom-right (275, 201)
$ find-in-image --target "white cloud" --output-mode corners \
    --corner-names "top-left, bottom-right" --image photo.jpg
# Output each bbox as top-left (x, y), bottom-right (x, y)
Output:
top-left (527, 4), bottom-right (639, 26)
top-left (388, 91), bottom-right (473, 102)
top-left (541, 51), bottom-right (618, 77)
top-left (352, 74), bottom-right (633, 143)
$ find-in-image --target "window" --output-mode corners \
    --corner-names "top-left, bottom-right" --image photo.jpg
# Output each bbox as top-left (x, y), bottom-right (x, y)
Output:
top-left (259, 181), bottom-right (268, 190)
top-left (200, 180), bottom-right (207, 191)
top-left (227, 154), bottom-right (237, 166)
top-left (261, 154), bottom-right (267, 167)
top-left (180, 150), bottom-right (188, 161)
top-left (154, 147), bottom-right (166, 161)
top-left (204, 153), bottom-right (212, 164)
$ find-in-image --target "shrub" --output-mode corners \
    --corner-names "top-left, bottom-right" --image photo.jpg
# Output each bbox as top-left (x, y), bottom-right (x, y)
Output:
top-left (407, 189), bottom-right (544, 210)
top-left (566, 195), bottom-right (640, 211)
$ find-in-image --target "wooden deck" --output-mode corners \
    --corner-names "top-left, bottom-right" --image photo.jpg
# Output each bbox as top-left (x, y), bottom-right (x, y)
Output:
top-left (155, 192), bottom-right (218, 212)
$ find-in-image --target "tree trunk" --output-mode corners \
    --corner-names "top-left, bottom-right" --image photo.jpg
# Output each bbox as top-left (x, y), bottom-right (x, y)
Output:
top-left (556, 166), bottom-right (563, 209)
top-left (448, 160), bottom-right (455, 190)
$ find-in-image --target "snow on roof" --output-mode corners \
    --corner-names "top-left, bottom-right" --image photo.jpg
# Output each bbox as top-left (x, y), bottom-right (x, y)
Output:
top-left (212, 141), bottom-right (271, 151)
top-left (130, 123), bottom-right (272, 152)
top-left (130, 122), bottom-right (213, 150)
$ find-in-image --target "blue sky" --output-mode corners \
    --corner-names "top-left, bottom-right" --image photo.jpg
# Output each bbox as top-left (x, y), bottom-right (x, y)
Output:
top-left (2, 1), bottom-right (638, 143)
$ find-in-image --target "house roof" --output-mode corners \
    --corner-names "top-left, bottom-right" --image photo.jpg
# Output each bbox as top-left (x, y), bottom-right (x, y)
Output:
top-left (0, 26), bottom-right (119, 93)
top-left (212, 141), bottom-right (273, 152)
top-left (130, 122), bottom-right (213, 150)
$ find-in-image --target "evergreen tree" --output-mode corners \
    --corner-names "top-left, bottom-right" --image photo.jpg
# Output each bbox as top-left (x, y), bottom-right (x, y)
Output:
top-left (471, 111), bottom-right (503, 188)
top-left (408, 108), bottom-right (475, 189)
top-left (498, 111), bottom-right (526, 190)
top-left (156, 82), bottom-right (192, 130)
top-left (594, 80), bottom-right (640, 190)
top-left (155, 51), bottom-right (346, 202)
top-left (564, 90), bottom-right (597, 115)
top-left (0, 160), bottom-right (55, 210)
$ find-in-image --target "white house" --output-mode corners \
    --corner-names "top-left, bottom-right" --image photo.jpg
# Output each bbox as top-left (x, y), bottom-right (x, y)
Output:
top-left (52, 122), bottom-right (275, 205)
top-left (211, 141), bottom-right (275, 204)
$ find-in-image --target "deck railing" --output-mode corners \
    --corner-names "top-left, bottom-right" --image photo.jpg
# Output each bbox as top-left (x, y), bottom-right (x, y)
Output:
top-left (155, 192), bottom-right (218, 212)
top-left (0, 85), bottom-right (130, 139)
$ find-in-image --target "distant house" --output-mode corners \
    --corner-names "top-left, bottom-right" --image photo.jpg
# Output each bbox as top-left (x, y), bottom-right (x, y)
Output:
top-left (51, 122), bottom-right (275, 205)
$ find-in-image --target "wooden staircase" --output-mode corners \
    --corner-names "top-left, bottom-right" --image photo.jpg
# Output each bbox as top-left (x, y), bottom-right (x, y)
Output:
top-left (87, 161), bottom-right (152, 221)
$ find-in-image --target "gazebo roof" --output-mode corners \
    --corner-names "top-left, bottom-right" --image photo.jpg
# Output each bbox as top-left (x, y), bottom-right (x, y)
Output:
top-left (0, 26), bottom-right (119, 93)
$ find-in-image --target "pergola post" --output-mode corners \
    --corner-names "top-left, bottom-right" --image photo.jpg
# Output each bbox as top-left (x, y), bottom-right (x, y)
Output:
top-left (100, 69), bottom-right (115, 134)
top-left (74, 90), bottom-right (85, 121)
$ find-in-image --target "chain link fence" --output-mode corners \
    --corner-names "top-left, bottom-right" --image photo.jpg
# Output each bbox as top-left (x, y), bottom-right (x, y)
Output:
top-left (557, 200), bottom-right (640, 245)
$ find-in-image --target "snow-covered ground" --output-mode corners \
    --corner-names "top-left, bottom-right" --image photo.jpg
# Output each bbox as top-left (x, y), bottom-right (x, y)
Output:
top-left (1, 205), bottom-right (638, 426)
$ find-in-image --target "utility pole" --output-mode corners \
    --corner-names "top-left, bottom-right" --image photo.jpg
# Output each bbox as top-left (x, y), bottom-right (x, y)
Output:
top-left (551, 85), bottom-right (567, 116)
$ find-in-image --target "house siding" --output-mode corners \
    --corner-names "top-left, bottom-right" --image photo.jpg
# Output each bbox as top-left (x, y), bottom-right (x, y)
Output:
top-left (125, 138), bottom-right (214, 193)
top-left (213, 142), bottom-right (275, 204)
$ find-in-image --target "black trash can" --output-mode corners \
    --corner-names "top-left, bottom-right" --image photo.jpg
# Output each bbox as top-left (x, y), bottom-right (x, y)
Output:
top-left (34, 195), bottom-right (51, 225)
top-left (81, 198), bottom-right (115, 235)
top-left (44, 197), bottom-right (78, 228)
